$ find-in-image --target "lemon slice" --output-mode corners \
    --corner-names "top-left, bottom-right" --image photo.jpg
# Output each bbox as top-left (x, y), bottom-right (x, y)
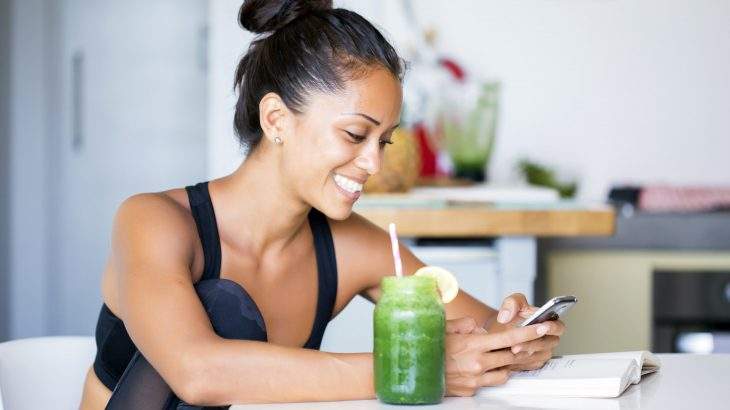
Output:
top-left (414, 266), bottom-right (459, 303)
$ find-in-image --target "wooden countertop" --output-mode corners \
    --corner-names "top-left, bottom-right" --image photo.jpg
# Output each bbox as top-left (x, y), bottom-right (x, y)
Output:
top-left (353, 189), bottom-right (615, 237)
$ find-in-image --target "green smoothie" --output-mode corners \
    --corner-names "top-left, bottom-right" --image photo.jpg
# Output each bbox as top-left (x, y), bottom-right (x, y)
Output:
top-left (374, 275), bottom-right (445, 404)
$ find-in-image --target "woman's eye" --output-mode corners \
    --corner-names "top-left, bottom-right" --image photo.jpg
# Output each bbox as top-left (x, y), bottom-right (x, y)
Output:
top-left (344, 131), bottom-right (392, 147)
top-left (345, 131), bottom-right (366, 142)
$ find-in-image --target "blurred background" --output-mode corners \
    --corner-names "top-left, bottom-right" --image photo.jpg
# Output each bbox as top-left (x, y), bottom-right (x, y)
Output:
top-left (1, 0), bottom-right (729, 356)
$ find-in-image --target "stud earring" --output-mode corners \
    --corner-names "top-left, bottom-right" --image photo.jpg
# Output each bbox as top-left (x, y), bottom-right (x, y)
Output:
top-left (274, 136), bottom-right (283, 145)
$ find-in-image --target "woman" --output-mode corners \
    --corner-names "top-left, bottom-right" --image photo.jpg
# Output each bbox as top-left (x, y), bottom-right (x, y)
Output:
top-left (80, 0), bottom-right (564, 408)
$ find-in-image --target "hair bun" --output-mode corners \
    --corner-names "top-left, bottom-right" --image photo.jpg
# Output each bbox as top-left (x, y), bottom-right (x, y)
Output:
top-left (239, 0), bottom-right (333, 34)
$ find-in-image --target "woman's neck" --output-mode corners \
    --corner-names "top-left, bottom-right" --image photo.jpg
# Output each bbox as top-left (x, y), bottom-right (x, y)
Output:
top-left (209, 147), bottom-right (311, 261)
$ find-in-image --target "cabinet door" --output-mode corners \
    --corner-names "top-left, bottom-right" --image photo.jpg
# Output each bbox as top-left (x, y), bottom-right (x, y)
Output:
top-left (50, 0), bottom-right (208, 334)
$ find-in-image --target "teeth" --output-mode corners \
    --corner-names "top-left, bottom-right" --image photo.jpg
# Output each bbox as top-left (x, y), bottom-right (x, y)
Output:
top-left (334, 174), bottom-right (363, 194)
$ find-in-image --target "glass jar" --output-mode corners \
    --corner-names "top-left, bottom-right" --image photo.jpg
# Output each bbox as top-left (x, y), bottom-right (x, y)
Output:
top-left (374, 275), bottom-right (445, 404)
top-left (441, 81), bottom-right (500, 182)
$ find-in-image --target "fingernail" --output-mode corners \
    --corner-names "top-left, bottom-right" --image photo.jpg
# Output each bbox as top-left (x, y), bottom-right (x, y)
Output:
top-left (498, 310), bottom-right (510, 323)
top-left (537, 324), bottom-right (549, 335)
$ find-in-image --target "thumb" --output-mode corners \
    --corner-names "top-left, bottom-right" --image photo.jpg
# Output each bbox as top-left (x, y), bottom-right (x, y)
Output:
top-left (446, 316), bottom-right (478, 334)
top-left (497, 299), bottom-right (517, 324)
top-left (497, 293), bottom-right (529, 324)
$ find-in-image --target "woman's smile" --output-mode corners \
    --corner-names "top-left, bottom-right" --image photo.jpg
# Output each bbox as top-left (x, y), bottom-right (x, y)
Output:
top-left (332, 173), bottom-right (363, 202)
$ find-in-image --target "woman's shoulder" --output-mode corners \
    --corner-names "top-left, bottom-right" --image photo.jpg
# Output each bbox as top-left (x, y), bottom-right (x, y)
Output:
top-left (101, 188), bottom-right (204, 310)
top-left (113, 188), bottom-right (199, 254)
top-left (117, 188), bottom-right (192, 223)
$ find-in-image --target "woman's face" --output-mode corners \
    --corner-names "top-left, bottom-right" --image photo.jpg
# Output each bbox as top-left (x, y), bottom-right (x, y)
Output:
top-left (281, 67), bottom-right (403, 220)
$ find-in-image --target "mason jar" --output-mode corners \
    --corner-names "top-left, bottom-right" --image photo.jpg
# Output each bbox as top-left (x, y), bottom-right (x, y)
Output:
top-left (374, 275), bottom-right (445, 404)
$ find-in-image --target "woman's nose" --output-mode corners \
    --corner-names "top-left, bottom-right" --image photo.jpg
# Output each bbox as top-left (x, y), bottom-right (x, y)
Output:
top-left (354, 143), bottom-right (382, 175)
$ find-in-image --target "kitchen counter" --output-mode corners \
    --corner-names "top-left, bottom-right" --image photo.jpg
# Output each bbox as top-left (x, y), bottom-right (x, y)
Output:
top-left (232, 354), bottom-right (730, 409)
top-left (350, 186), bottom-right (615, 304)
top-left (543, 211), bottom-right (730, 250)
top-left (354, 187), bottom-right (615, 238)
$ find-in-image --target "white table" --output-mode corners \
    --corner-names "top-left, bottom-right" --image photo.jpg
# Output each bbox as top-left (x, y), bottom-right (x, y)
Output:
top-left (231, 354), bottom-right (730, 409)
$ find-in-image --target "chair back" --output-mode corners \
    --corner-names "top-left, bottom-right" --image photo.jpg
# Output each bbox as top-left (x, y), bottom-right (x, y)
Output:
top-left (0, 336), bottom-right (96, 410)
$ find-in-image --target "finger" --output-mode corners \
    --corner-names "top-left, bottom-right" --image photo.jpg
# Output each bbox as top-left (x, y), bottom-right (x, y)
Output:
top-left (533, 349), bottom-right (553, 363)
top-left (497, 293), bottom-right (529, 324)
top-left (474, 323), bottom-right (550, 351)
top-left (447, 348), bottom-right (513, 376)
top-left (446, 317), bottom-right (478, 334)
top-left (479, 350), bottom-right (518, 372)
top-left (446, 377), bottom-right (479, 397)
top-left (524, 319), bottom-right (564, 336)
top-left (511, 338), bottom-right (540, 355)
top-left (448, 388), bottom-right (477, 398)
top-left (509, 348), bottom-right (553, 370)
top-left (445, 376), bottom-right (473, 396)
top-left (518, 306), bottom-right (538, 319)
top-left (549, 319), bottom-right (566, 336)
top-left (473, 326), bottom-right (488, 334)
top-left (545, 335), bottom-right (561, 351)
top-left (511, 335), bottom-right (559, 355)
top-left (518, 350), bottom-right (553, 369)
top-left (511, 360), bottom-right (547, 371)
top-left (479, 368), bottom-right (511, 387)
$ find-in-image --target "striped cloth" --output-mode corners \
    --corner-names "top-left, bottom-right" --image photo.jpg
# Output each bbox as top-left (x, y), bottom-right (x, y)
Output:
top-left (638, 186), bottom-right (730, 212)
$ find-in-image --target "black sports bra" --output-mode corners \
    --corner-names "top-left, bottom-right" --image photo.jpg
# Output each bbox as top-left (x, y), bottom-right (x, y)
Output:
top-left (92, 182), bottom-right (339, 391)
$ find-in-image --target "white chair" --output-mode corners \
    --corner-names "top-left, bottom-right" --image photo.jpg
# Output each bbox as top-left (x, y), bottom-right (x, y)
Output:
top-left (0, 336), bottom-right (96, 410)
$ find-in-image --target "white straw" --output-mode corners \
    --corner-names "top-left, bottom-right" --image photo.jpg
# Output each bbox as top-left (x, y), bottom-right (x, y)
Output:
top-left (388, 223), bottom-right (403, 277)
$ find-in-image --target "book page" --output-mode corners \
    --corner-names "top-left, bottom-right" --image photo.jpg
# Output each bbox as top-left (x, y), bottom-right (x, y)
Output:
top-left (510, 358), bottom-right (581, 379)
top-left (479, 357), bottom-right (638, 398)
top-left (510, 357), bottom-right (634, 380)
top-left (556, 351), bottom-right (661, 381)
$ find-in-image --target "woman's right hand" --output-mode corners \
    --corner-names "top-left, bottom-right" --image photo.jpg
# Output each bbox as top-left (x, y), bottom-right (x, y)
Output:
top-left (444, 317), bottom-right (552, 397)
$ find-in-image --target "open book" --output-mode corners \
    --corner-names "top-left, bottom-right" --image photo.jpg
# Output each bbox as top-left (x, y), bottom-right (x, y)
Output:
top-left (478, 351), bottom-right (661, 399)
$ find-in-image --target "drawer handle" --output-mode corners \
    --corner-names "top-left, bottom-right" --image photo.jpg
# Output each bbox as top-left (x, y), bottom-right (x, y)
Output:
top-left (71, 51), bottom-right (84, 152)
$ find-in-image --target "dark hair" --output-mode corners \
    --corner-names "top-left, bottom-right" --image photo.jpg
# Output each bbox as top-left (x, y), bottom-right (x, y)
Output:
top-left (233, 0), bottom-right (405, 152)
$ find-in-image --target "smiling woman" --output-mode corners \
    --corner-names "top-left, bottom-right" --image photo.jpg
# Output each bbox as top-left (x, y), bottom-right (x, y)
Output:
top-left (79, 0), bottom-right (563, 409)
top-left (253, 65), bottom-right (403, 219)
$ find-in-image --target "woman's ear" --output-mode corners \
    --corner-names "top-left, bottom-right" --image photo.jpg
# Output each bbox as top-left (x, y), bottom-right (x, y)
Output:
top-left (259, 92), bottom-right (291, 145)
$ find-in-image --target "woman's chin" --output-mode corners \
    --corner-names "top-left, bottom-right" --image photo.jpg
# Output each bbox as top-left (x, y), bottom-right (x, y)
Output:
top-left (317, 193), bottom-right (357, 220)
top-left (320, 204), bottom-right (354, 221)
top-left (318, 184), bottom-right (361, 220)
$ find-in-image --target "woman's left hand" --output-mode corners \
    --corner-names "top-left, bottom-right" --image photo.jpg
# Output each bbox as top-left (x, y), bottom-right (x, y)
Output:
top-left (487, 293), bottom-right (566, 371)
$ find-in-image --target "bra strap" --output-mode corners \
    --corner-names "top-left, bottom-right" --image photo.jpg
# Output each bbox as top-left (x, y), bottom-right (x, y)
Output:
top-left (304, 208), bottom-right (338, 349)
top-left (185, 182), bottom-right (222, 281)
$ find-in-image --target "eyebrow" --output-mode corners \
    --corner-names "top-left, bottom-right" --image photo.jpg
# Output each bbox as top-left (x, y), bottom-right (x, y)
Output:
top-left (341, 112), bottom-right (400, 130)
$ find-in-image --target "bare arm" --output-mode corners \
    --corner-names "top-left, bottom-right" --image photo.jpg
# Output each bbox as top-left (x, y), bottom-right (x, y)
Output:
top-left (112, 195), bottom-right (375, 405)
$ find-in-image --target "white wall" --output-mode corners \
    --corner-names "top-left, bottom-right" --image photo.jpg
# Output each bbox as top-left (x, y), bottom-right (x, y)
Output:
top-left (7, 0), bottom-right (53, 338)
top-left (207, 0), bottom-right (250, 178)
top-left (6, 0), bottom-right (208, 339)
top-left (208, 0), bottom-right (730, 199)
top-left (379, 0), bottom-right (730, 199)
top-left (0, 0), bottom-right (11, 341)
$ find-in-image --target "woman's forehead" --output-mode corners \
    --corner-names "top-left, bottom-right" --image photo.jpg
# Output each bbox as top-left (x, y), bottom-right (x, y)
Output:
top-left (308, 68), bottom-right (402, 125)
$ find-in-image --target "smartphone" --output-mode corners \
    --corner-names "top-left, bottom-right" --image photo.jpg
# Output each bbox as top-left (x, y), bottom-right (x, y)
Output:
top-left (519, 295), bottom-right (577, 327)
